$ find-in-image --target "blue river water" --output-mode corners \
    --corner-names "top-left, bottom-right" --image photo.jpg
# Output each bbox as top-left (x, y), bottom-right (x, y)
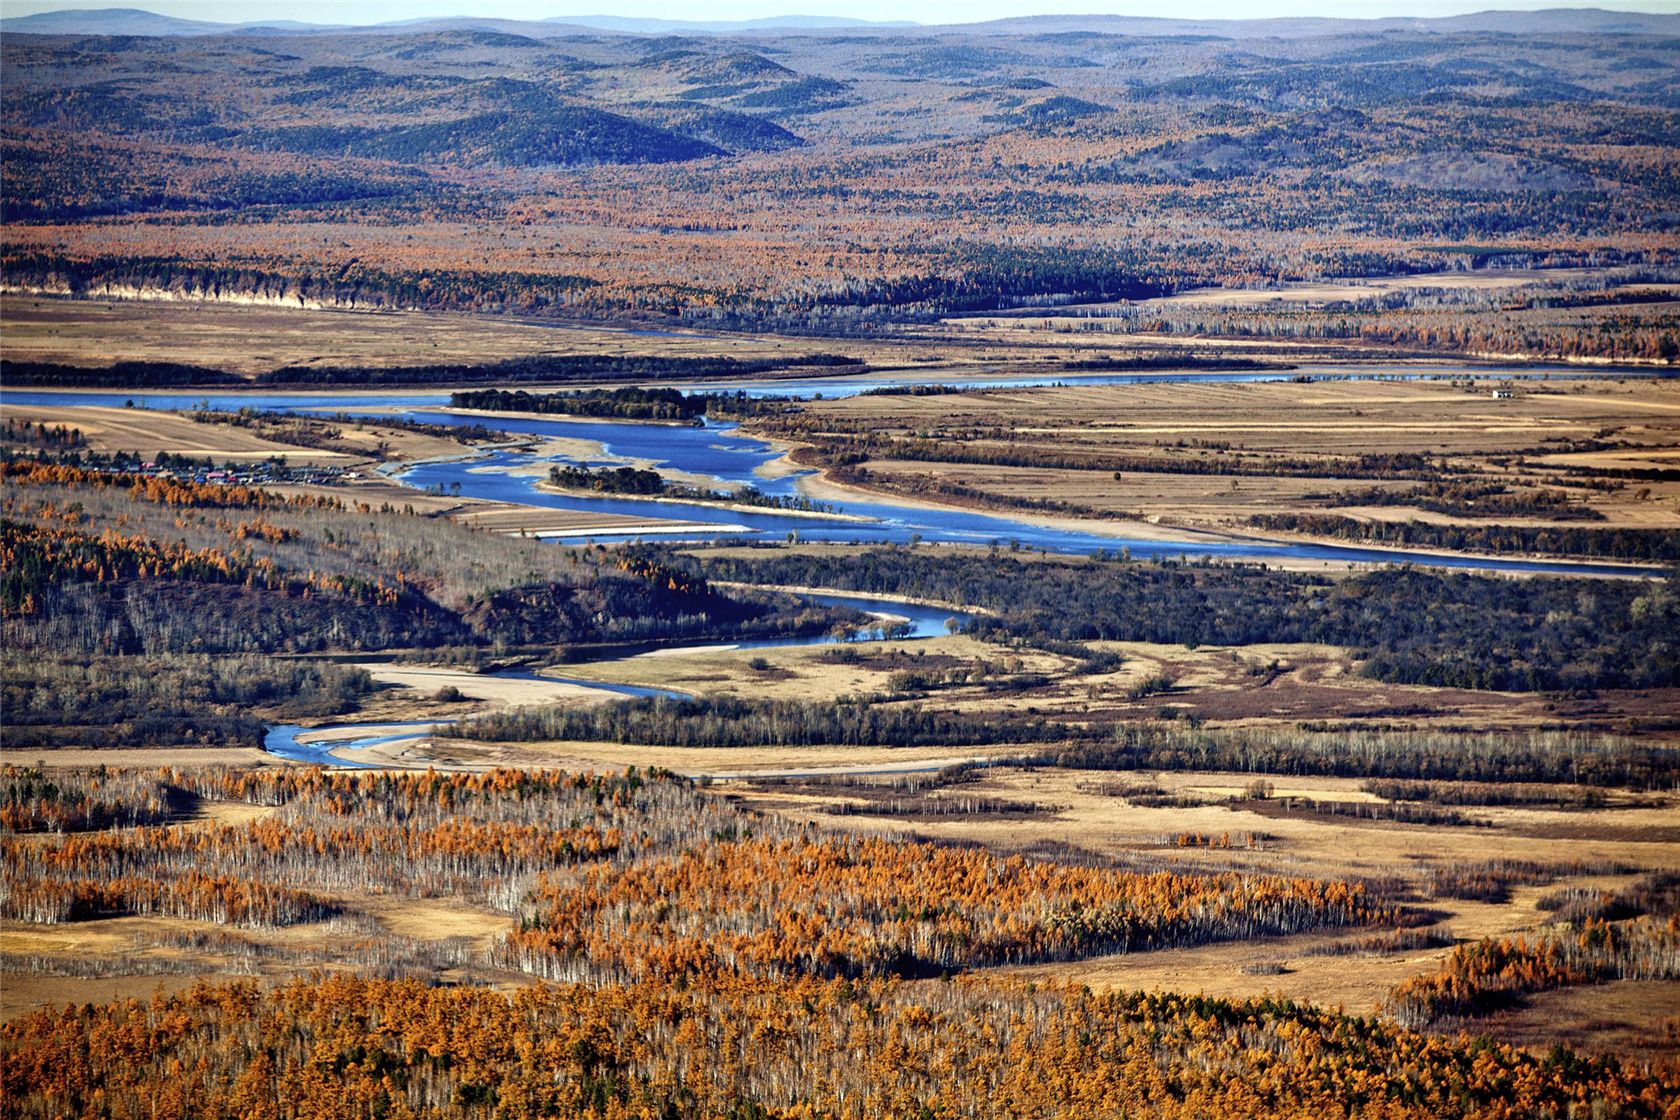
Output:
top-left (391, 414), bottom-right (1661, 578)
top-left (8, 366), bottom-right (1665, 766)
top-left (260, 590), bottom-right (970, 766)
top-left (262, 721), bottom-right (444, 767)
top-left (0, 359), bottom-right (1658, 414)
top-left (1, 367), bottom-right (1666, 577)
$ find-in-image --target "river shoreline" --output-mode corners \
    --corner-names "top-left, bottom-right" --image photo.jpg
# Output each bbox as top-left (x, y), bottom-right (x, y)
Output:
top-left (786, 468), bottom-right (1661, 578)
top-left (7, 374), bottom-right (1668, 578)
top-left (258, 588), bottom-right (975, 769)
top-left (533, 479), bottom-right (877, 523)
top-left (791, 468), bottom-right (1245, 547)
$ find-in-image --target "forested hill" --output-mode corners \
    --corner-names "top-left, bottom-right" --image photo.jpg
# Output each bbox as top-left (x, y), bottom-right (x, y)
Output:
top-left (3, 19), bottom-right (1677, 325)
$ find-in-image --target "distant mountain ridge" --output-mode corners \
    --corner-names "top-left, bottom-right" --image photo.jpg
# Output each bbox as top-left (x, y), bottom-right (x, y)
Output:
top-left (4, 0), bottom-right (1675, 331)
top-left (956, 9), bottom-right (1680, 36)
top-left (0, 7), bottom-right (327, 35)
top-left (550, 15), bottom-right (918, 33)
top-left (4, 5), bottom-right (1677, 38)
top-left (0, 7), bottom-right (914, 37)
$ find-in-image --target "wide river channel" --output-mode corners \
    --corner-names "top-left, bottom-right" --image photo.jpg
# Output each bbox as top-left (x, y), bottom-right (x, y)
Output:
top-left (8, 364), bottom-right (1664, 767)
top-left (6, 364), bottom-right (1666, 577)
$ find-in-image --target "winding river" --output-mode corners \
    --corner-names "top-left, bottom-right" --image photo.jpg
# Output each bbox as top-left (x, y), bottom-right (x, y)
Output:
top-left (6, 363), bottom-right (1667, 768)
top-left (260, 590), bottom-right (969, 767)
top-left (5, 365), bottom-right (1665, 577)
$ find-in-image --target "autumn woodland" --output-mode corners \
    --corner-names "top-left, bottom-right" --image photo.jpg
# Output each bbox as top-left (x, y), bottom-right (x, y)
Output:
top-left (2, 5), bottom-right (1679, 1119)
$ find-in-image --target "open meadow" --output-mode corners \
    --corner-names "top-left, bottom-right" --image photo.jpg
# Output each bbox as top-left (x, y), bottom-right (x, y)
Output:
top-left (762, 377), bottom-right (1680, 562)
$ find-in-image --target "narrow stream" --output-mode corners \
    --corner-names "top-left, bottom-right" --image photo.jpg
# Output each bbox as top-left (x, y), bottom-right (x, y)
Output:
top-left (261, 590), bottom-right (969, 767)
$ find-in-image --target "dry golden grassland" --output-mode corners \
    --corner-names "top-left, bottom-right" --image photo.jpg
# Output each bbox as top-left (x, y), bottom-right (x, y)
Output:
top-left (0, 884), bottom-right (525, 1022)
top-left (1, 404), bottom-right (356, 464)
top-left (3, 401), bottom-right (475, 472)
top-left (448, 502), bottom-right (717, 539)
top-left (4, 291), bottom-right (1557, 388)
top-left (937, 269), bottom-right (1680, 369)
top-left (466, 629), bottom-right (1680, 743)
top-left (775, 378), bottom-right (1680, 537)
top-left (0, 295), bottom-right (990, 376)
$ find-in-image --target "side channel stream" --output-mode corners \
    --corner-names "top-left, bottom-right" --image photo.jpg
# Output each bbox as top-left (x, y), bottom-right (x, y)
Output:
top-left (262, 590), bottom-right (970, 767)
